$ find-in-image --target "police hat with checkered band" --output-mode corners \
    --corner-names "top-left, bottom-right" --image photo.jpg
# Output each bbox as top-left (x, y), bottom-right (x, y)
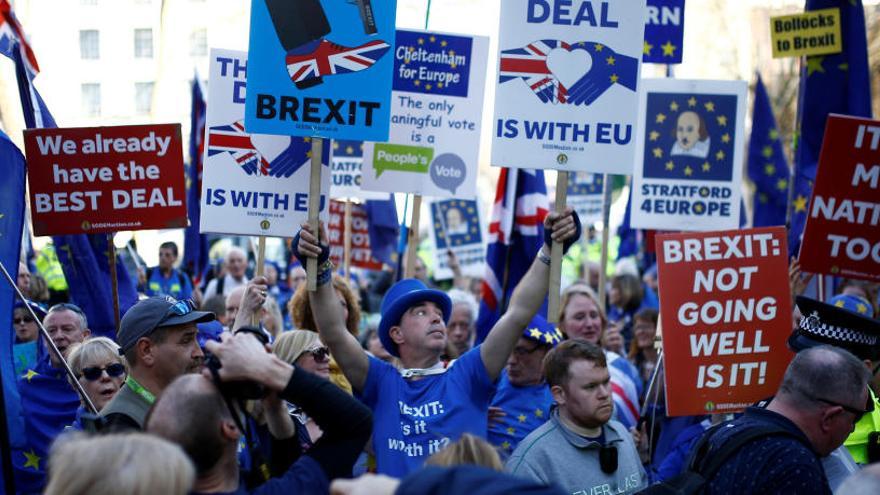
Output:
top-left (790, 295), bottom-right (880, 361)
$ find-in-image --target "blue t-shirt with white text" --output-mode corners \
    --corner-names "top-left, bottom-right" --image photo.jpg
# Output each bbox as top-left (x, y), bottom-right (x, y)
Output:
top-left (360, 346), bottom-right (495, 476)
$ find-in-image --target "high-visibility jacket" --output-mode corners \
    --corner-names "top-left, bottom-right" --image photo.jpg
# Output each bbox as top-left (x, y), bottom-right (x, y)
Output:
top-left (35, 245), bottom-right (67, 292)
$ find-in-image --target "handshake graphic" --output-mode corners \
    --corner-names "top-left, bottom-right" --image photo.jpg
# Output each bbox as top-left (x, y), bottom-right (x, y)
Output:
top-left (265, 0), bottom-right (390, 89)
top-left (208, 121), bottom-right (313, 179)
top-left (499, 39), bottom-right (638, 106)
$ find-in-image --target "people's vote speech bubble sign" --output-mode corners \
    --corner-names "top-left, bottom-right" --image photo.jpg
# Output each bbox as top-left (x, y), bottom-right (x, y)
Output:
top-left (361, 29), bottom-right (488, 199)
top-left (492, 0), bottom-right (646, 174)
top-left (327, 200), bottom-right (384, 270)
top-left (430, 199), bottom-right (485, 280)
top-left (24, 124), bottom-right (186, 236)
top-left (201, 49), bottom-right (330, 237)
top-left (656, 226), bottom-right (793, 417)
top-left (244, 0), bottom-right (396, 141)
top-left (330, 139), bottom-right (395, 200)
top-left (643, 0), bottom-right (685, 64)
top-left (799, 114), bottom-right (880, 282)
top-left (630, 79), bottom-right (746, 231)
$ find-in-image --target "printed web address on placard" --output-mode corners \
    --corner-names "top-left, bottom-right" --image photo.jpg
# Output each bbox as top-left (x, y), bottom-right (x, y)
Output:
top-left (87, 221), bottom-right (142, 229)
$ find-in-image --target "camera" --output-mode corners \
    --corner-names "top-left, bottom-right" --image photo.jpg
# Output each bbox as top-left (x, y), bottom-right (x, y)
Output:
top-left (204, 325), bottom-right (271, 400)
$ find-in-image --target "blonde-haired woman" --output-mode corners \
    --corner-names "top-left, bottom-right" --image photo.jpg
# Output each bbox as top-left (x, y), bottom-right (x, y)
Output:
top-left (272, 330), bottom-right (332, 459)
top-left (66, 336), bottom-right (128, 429)
top-left (426, 433), bottom-right (503, 471)
top-left (558, 283), bottom-right (643, 430)
top-left (288, 275), bottom-right (360, 393)
top-left (45, 432), bottom-right (194, 495)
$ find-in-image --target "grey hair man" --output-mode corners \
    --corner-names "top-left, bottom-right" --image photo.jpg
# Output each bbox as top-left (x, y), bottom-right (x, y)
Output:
top-left (203, 247), bottom-right (249, 300)
top-left (446, 289), bottom-right (477, 356)
top-left (698, 345), bottom-right (871, 495)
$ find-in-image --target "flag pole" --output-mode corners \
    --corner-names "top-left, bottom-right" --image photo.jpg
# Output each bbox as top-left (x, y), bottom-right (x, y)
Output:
top-left (107, 233), bottom-right (121, 334)
top-left (0, 260), bottom-right (98, 414)
top-left (343, 200), bottom-right (352, 283)
top-left (404, 194), bottom-right (423, 278)
top-left (547, 172), bottom-right (568, 323)
top-left (598, 173), bottom-right (612, 310)
top-left (307, 138), bottom-right (323, 291)
top-left (251, 236), bottom-right (266, 326)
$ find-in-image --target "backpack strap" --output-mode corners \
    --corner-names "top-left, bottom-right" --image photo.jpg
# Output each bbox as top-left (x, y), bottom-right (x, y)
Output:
top-left (691, 423), bottom-right (805, 481)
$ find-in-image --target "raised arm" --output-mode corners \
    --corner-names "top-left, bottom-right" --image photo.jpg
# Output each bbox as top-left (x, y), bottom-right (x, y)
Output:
top-left (480, 207), bottom-right (579, 380)
top-left (296, 222), bottom-right (370, 390)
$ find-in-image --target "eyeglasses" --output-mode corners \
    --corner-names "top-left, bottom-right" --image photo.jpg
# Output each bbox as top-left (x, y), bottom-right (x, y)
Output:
top-left (814, 396), bottom-right (874, 424)
top-left (48, 302), bottom-right (85, 316)
top-left (13, 316), bottom-right (35, 325)
top-left (79, 363), bottom-right (126, 381)
top-left (305, 347), bottom-right (330, 363)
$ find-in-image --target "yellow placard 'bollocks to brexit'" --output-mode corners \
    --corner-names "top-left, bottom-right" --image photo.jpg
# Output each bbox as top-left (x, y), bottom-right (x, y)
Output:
top-left (770, 8), bottom-right (842, 58)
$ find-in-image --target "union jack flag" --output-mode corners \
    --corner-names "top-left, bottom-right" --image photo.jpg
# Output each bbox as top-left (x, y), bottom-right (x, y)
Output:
top-left (475, 168), bottom-right (549, 343)
top-left (0, 0), bottom-right (39, 77)
top-left (207, 121), bottom-right (313, 178)
top-left (499, 39), bottom-right (568, 104)
top-left (285, 38), bottom-right (390, 86)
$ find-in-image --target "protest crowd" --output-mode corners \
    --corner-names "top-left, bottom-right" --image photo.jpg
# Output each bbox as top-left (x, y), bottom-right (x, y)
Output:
top-left (2, 0), bottom-right (880, 494)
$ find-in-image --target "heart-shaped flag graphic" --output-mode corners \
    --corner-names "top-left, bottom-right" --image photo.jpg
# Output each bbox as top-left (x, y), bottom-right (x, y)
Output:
top-left (546, 46), bottom-right (592, 89)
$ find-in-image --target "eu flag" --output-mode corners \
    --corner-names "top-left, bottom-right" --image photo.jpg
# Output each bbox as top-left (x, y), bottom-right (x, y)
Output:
top-left (183, 75), bottom-right (208, 280)
top-left (642, 92), bottom-right (738, 181)
top-left (0, 131), bottom-right (28, 495)
top-left (790, 0), bottom-right (871, 253)
top-left (431, 199), bottom-right (482, 249)
top-left (363, 195), bottom-right (399, 267)
top-left (748, 74), bottom-right (790, 227)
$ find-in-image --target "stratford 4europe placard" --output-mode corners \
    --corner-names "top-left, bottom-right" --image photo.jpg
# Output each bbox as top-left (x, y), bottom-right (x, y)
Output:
top-left (492, 0), bottom-right (646, 174)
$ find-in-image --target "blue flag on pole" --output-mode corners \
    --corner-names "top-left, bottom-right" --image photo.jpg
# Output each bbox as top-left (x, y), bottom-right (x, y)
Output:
top-left (0, 131), bottom-right (28, 495)
top-left (475, 168), bottom-right (549, 344)
top-left (9, 36), bottom-right (139, 493)
top-left (790, 0), bottom-right (871, 254)
top-left (183, 75), bottom-right (208, 281)
top-left (363, 195), bottom-right (399, 267)
top-left (617, 186), bottom-right (640, 260)
top-left (748, 74), bottom-right (790, 227)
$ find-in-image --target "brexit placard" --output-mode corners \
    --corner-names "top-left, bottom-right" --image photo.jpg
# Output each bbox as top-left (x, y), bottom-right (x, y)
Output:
top-left (657, 227), bottom-right (793, 416)
top-left (630, 79), bottom-right (746, 231)
top-left (23, 124), bottom-right (187, 236)
top-left (330, 139), bottom-right (386, 200)
top-left (327, 200), bottom-right (384, 270)
top-left (361, 29), bottom-right (488, 199)
top-left (799, 115), bottom-right (880, 282)
top-left (567, 172), bottom-right (604, 225)
top-left (429, 199), bottom-right (485, 280)
top-left (201, 49), bottom-right (330, 237)
top-left (643, 0), bottom-right (685, 64)
top-left (492, 0), bottom-right (646, 174)
top-left (244, 0), bottom-right (396, 140)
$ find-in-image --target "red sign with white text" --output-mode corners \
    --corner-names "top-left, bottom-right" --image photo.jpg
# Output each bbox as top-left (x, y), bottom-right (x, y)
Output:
top-left (23, 124), bottom-right (187, 235)
top-left (800, 114), bottom-right (880, 282)
top-left (328, 200), bottom-right (384, 270)
top-left (656, 226), bottom-right (793, 416)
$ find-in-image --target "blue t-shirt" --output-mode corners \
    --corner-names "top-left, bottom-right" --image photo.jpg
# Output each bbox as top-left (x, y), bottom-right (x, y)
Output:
top-left (488, 371), bottom-right (553, 457)
top-left (359, 346), bottom-right (495, 477)
top-left (145, 266), bottom-right (193, 300)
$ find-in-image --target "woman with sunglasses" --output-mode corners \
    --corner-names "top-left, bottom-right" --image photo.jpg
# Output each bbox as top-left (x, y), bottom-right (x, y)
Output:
top-left (12, 300), bottom-right (46, 377)
top-left (65, 337), bottom-right (128, 429)
top-left (264, 331), bottom-right (333, 467)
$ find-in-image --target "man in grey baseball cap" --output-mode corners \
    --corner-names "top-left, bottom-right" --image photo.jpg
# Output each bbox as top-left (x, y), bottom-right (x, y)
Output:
top-left (101, 297), bottom-right (214, 431)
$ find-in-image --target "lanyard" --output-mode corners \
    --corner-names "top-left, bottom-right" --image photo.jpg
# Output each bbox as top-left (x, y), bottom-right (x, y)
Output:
top-left (125, 376), bottom-right (156, 405)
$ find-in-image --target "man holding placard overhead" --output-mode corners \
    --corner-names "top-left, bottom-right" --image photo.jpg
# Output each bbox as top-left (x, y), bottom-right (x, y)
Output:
top-left (294, 207), bottom-right (581, 476)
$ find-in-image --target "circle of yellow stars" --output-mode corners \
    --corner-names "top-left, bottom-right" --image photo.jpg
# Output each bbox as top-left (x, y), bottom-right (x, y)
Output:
top-left (406, 35), bottom-right (458, 92)
top-left (649, 95), bottom-right (732, 177)
top-left (434, 200), bottom-right (480, 246)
